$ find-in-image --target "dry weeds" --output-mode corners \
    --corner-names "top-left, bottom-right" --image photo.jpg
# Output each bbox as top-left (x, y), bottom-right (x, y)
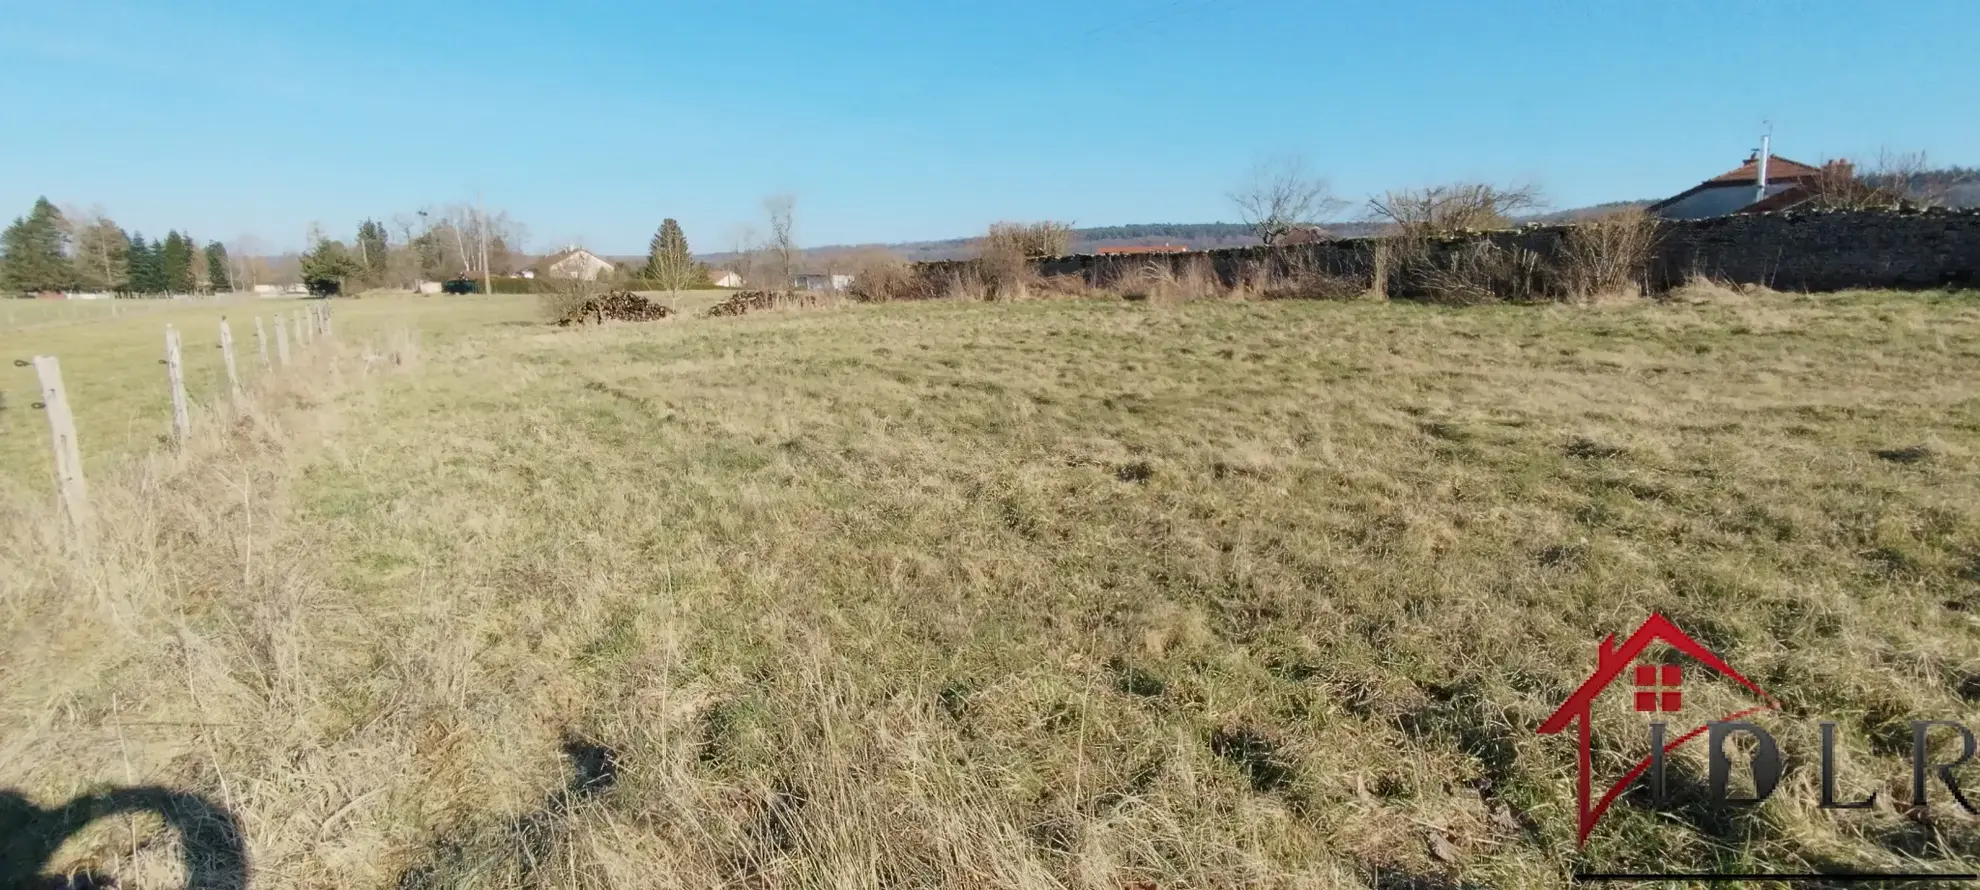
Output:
top-left (3, 291), bottom-right (1979, 888)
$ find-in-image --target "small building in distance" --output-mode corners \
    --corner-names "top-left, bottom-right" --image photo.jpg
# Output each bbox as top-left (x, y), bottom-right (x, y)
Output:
top-left (525, 247), bottom-right (614, 281)
top-left (792, 273), bottom-right (854, 292)
top-left (1648, 150), bottom-right (1831, 220)
top-left (709, 269), bottom-right (743, 288)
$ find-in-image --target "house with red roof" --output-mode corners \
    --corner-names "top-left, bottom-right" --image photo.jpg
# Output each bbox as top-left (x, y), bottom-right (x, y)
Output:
top-left (1647, 151), bottom-right (1842, 220)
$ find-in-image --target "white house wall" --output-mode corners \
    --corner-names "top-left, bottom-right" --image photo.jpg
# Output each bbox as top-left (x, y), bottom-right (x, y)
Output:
top-left (1657, 182), bottom-right (1800, 220)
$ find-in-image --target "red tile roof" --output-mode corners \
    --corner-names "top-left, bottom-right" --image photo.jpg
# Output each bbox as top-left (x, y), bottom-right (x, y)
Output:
top-left (1647, 153), bottom-right (1831, 216)
top-left (1703, 154), bottom-right (1824, 184)
top-left (1739, 185), bottom-right (1815, 214)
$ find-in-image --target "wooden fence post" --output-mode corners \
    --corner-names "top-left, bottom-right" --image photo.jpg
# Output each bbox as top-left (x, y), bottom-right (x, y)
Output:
top-left (164, 325), bottom-right (191, 446)
top-left (255, 316), bottom-right (270, 370)
top-left (31, 356), bottom-right (89, 534)
top-left (219, 318), bottom-right (241, 408)
top-left (275, 314), bottom-right (291, 367)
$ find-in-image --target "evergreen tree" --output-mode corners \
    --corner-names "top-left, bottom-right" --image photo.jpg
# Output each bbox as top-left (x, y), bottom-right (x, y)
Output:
top-left (411, 231), bottom-right (446, 280)
top-left (204, 242), bottom-right (231, 293)
top-left (642, 218), bottom-right (704, 292)
top-left (160, 231), bottom-right (196, 294)
top-left (127, 233), bottom-right (164, 295)
top-left (355, 219), bottom-right (389, 282)
top-left (0, 197), bottom-right (73, 293)
top-left (299, 239), bottom-right (361, 296)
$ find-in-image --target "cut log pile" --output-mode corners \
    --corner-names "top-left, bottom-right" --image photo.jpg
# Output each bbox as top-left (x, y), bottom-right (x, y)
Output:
top-left (703, 290), bottom-right (827, 318)
top-left (555, 291), bottom-right (675, 326)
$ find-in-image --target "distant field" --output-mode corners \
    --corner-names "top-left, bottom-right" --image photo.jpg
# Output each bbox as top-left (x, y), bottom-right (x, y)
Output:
top-left (3, 289), bottom-right (1979, 888)
top-left (0, 291), bottom-right (730, 493)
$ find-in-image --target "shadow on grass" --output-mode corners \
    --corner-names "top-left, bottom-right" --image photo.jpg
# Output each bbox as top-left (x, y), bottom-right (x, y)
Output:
top-left (0, 786), bottom-right (247, 889)
top-left (394, 731), bottom-right (619, 890)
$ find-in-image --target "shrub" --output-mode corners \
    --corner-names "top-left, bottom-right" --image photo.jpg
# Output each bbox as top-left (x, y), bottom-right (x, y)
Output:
top-left (1391, 239), bottom-right (1551, 304)
top-left (1798, 151), bottom-right (1964, 211)
top-left (843, 250), bottom-right (919, 302)
top-left (536, 274), bottom-right (604, 322)
top-left (1557, 211), bottom-right (1661, 301)
top-left (488, 276), bottom-right (540, 294)
top-left (978, 222), bottom-right (1073, 299)
top-left (1367, 183), bottom-right (1542, 236)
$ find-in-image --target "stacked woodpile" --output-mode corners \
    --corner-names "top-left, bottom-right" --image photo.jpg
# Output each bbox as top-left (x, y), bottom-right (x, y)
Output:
top-left (702, 290), bottom-right (827, 318)
top-left (555, 291), bottom-right (675, 326)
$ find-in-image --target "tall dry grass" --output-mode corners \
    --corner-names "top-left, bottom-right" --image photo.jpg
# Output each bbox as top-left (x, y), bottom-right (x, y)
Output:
top-left (8, 291), bottom-right (1979, 888)
top-left (0, 327), bottom-right (423, 889)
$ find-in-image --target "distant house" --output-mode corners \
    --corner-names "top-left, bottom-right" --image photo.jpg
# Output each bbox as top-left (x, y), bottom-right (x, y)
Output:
top-left (1648, 150), bottom-right (1832, 220)
top-left (526, 246), bottom-right (614, 281)
top-left (793, 273), bottom-right (855, 292)
top-left (709, 269), bottom-right (743, 288)
top-left (1095, 243), bottom-right (1190, 255)
top-left (253, 284), bottom-right (282, 295)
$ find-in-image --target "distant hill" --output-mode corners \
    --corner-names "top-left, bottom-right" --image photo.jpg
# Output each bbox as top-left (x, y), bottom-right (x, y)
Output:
top-left (1521, 200), bottom-right (1655, 223)
top-left (695, 184), bottom-right (1974, 269)
top-left (695, 221), bottom-right (1388, 267)
top-left (694, 211), bottom-right (1612, 267)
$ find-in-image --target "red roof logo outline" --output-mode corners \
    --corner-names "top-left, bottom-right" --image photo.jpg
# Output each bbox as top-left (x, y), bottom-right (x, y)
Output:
top-left (1536, 613), bottom-right (1780, 844)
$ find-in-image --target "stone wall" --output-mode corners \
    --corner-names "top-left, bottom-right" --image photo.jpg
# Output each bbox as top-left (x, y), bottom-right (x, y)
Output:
top-left (899, 209), bottom-right (1980, 299)
top-left (1648, 209), bottom-right (1979, 291)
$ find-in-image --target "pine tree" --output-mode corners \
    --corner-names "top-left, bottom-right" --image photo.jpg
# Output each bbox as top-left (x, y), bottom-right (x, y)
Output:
top-left (299, 239), bottom-right (361, 296)
top-left (0, 197), bottom-right (73, 293)
top-left (643, 218), bottom-right (703, 293)
top-left (356, 219), bottom-right (389, 283)
top-left (127, 233), bottom-right (162, 295)
top-left (160, 231), bottom-right (196, 294)
top-left (204, 242), bottom-right (231, 293)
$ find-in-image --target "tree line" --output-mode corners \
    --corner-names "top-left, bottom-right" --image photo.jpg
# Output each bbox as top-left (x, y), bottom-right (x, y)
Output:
top-left (0, 197), bottom-right (233, 296)
top-left (294, 213), bottom-right (715, 296)
top-left (3, 189), bottom-right (754, 298)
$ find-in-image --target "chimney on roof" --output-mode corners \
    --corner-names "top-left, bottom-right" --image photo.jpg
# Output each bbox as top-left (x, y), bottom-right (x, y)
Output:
top-left (1755, 134), bottom-right (1771, 206)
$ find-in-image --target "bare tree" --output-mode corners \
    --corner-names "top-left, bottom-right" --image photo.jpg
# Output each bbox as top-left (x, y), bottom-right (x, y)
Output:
top-left (1367, 182), bottom-right (1543, 235)
top-left (1229, 155), bottom-right (1348, 246)
top-left (68, 205), bottom-right (126, 292)
top-left (1802, 149), bottom-right (1966, 210)
top-left (725, 223), bottom-right (764, 288)
top-left (228, 235), bottom-right (269, 290)
top-left (764, 194), bottom-right (797, 291)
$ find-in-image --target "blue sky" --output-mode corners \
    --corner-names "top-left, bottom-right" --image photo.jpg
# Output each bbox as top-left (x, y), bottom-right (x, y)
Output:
top-left (3, 0), bottom-right (1976, 255)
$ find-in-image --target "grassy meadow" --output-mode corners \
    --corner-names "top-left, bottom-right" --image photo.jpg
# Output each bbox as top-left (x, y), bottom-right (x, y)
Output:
top-left (3, 287), bottom-right (1979, 889)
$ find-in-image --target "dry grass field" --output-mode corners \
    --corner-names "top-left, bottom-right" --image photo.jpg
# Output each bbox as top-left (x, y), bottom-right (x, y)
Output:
top-left (3, 287), bottom-right (1979, 889)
